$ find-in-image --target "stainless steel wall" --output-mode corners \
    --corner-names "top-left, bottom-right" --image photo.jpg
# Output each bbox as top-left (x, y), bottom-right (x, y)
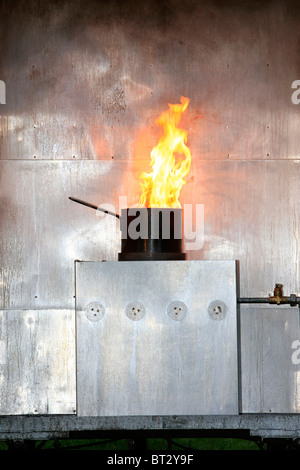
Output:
top-left (0, 0), bottom-right (300, 414)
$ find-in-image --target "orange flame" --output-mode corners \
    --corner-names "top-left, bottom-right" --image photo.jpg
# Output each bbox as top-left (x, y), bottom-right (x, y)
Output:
top-left (139, 96), bottom-right (191, 208)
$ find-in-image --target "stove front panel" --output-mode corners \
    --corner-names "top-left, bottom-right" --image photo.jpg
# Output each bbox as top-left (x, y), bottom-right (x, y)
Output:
top-left (75, 260), bottom-right (238, 416)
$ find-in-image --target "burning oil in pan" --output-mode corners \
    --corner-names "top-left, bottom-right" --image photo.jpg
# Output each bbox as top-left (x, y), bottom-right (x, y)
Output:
top-left (69, 96), bottom-right (192, 261)
top-left (118, 96), bottom-right (191, 261)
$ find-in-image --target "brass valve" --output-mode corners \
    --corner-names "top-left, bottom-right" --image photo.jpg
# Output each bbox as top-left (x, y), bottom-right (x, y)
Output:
top-left (268, 284), bottom-right (286, 305)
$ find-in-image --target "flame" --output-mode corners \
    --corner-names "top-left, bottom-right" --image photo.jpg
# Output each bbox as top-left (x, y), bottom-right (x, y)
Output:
top-left (139, 96), bottom-right (191, 208)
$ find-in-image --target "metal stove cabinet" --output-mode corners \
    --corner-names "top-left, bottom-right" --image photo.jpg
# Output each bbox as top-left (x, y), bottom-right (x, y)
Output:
top-left (75, 260), bottom-right (239, 416)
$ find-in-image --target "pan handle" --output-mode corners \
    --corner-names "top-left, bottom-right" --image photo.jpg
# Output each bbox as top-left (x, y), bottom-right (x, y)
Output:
top-left (69, 197), bottom-right (120, 219)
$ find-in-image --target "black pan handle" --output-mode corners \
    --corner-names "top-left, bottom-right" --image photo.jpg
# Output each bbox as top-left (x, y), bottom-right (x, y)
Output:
top-left (69, 197), bottom-right (120, 219)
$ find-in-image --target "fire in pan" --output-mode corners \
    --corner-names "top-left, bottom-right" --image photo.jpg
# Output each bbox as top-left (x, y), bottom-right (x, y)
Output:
top-left (69, 96), bottom-right (192, 261)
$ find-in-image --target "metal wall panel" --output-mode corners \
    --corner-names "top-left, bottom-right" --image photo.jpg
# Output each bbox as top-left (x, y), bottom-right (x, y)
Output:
top-left (240, 305), bottom-right (300, 413)
top-left (0, 160), bottom-right (122, 309)
top-left (76, 260), bottom-right (238, 416)
top-left (0, 0), bottom-right (299, 162)
top-left (1, 159), bottom-right (299, 309)
top-left (186, 159), bottom-right (300, 298)
top-left (0, 309), bottom-right (76, 415)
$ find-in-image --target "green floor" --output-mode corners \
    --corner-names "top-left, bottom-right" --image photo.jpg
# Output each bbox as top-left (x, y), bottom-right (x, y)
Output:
top-left (0, 437), bottom-right (261, 450)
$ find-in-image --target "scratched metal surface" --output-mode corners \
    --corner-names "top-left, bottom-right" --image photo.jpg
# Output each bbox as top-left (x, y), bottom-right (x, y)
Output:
top-left (0, 309), bottom-right (76, 415)
top-left (1, 159), bottom-right (300, 310)
top-left (0, 0), bottom-right (299, 162)
top-left (0, 0), bottom-right (299, 415)
top-left (76, 260), bottom-right (238, 416)
top-left (240, 305), bottom-right (300, 413)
